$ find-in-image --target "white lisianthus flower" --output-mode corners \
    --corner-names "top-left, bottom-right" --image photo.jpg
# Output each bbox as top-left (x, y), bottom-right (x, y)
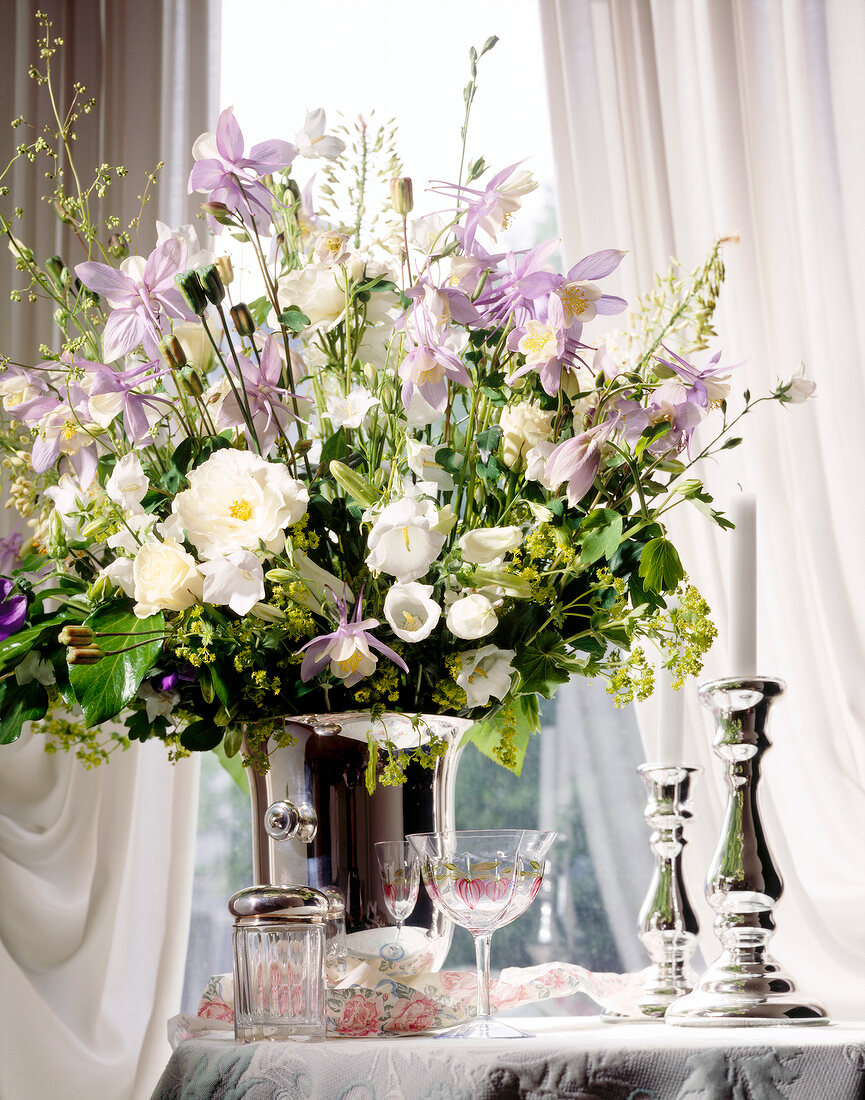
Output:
top-left (406, 438), bottom-right (455, 490)
top-left (171, 449), bottom-right (308, 559)
top-left (103, 557), bottom-right (135, 597)
top-left (326, 387), bottom-right (379, 429)
top-left (200, 551), bottom-right (265, 616)
top-left (295, 108), bottom-right (346, 160)
top-left (137, 680), bottom-right (180, 723)
top-left (365, 497), bottom-right (446, 583)
top-left (132, 537), bottom-right (203, 618)
top-left (446, 592), bottom-right (498, 639)
top-left (384, 582), bottom-right (441, 642)
top-left (14, 650), bottom-right (55, 687)
top-left (44, 475), bottom-right (90, 539)
top-left (524, 441), bottom-right (558, 490)
top-left (106, 453), bottom-right (149, 515)
top-left (499, 403), bottom-right (553, 469)
top-left (456, 645), bottom-right (516, 707)
top-left (459, 526), bottom-right (523, 565)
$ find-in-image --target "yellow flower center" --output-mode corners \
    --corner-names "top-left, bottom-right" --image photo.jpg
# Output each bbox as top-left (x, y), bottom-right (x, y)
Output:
top-left (402, 610), bottom-right (419, 629)
top-left (326, 237), bottom-right (342, 253)
top-left (560, 283), bottom-right (590, 323)
top-left (501, 211), bottom-right (514, 229)
top-left (520, 327), bottom-right (555, 357)
top-left (62, 420), bottom-right (78, 440)
top-left (468, 666), bottom-right (488, 683)
top-left (229, 498), bottom-right (254, 521)
top-left (336, 650), bottom-right (364, 676)
top-left (402, 526), bottom-right (411, 550)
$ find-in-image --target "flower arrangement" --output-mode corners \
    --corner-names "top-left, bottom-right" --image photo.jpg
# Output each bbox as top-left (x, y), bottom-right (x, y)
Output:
top-left (0, 23), bottom-right (807, 779)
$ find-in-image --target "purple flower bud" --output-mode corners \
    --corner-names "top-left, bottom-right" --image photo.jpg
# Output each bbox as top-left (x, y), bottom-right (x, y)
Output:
top-left (0, 579), bottom-right (27, 642)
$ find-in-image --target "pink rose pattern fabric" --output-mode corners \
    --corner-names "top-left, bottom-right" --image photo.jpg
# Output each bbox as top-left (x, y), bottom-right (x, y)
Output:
top-left (182, 962), bottom-right (648, 1041)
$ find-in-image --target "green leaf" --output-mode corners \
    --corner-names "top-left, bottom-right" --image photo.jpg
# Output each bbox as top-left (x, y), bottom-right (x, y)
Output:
top-left (69, 609), bottom-right (165, 727)
top-left (579, 508), bottom-right (624, 565)
top-left (318, 429), bottom-right (346, 469)
top-left (248, 295), bottom-right (271, 328)
top-left (0, 679), bottom-right (48, 744)
top-left (514, 629), bottom-right (581, 699)
top-left (638, 537), bottom-right (685, 594)
top-left (180, 720), bottom-right (224, 752)
top-left (475, 425), bottom-right (503, 462)
top-left (213, 737), bottom-right (249, 795)
top-left (222, 725), bottom-right (243, 758)
top-left (278, 306), bottom-right (310, 333)
top-left (435, 447), bottom-right (464, 476)
top-left (465, 703), bottom-right (533, 777)
top-left (0, 615), bottom-right (69, 672)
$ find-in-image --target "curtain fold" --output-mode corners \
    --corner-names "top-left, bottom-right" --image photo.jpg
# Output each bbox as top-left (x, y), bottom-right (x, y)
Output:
top-left (0, 3), bottom-right (219, 1096)
top-left (540, 0), bottom-right (865, 1016)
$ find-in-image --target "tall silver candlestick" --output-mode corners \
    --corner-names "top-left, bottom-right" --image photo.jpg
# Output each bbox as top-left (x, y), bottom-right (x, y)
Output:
top-left (604, 763), bottom-right (700, 1021)
top-left (666, 677), bottom-right (829, 1026)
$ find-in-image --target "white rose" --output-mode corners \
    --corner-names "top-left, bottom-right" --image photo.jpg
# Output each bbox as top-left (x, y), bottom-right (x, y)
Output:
top-left (132, 537), bottom-right (203, 618)
top-left (384, 582), bottom-right (441, 642)
top-left (365, 496), bottom-right (446, 583)
top-left (446, 592), bottom-right (498, 640)
top-left (498, 402), bottom-right (553, 469)
top-left (276, 264), bottom-right (347, 330)
top-left (171, 449), bottom-right (309, 559)
top-left (106, 453), bottom-right (149, 515)
top-left (459, 526), bottom-right (523, 565)
top-left (456, 645), bottom-right (516, 707)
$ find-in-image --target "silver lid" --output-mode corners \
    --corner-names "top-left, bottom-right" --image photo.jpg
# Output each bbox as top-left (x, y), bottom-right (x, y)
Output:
top-left (228, 885), bottom-right (329, 923)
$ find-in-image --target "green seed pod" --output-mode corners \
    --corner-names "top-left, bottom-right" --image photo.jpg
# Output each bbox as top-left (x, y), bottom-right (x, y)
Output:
top-left (230, 302), bottom-right (255, 337)
top-left (390, 177), bottom-right (414, 215)
top-left (68, 645), bottom-right (104, 665)
top-left (45, 255), bottom-right (69, 291)
top-left (58, 624), bottom-right (94, 646)
top-left (86, 575), bottom-right (113, 603)
top-left (174, 270), bottom-right (209, 315)
top-left (201, 201), bottom-right (234, 224)
top-left (196, 264), bottom-right (226, 306)
top-left (159, 335), bottom-right (188, 370)
top-left (179, 366), bottom-right (204, 397)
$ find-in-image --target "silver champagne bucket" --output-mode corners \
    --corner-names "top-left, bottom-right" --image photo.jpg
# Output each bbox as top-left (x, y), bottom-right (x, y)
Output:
top-left (246, 711), bottom-right (469, 976)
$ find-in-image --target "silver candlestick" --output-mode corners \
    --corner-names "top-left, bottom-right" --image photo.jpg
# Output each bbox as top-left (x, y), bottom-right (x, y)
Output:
top-left (604, 764), bottom-right (700, 1021)
top-left (666, 677), bottom-right (829, 1026)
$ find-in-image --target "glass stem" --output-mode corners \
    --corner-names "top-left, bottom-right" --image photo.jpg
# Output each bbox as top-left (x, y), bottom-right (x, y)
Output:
top-left (473, 932), bottom-right (493, 1019)
top-left (395, 920), bottom-right (402, 944)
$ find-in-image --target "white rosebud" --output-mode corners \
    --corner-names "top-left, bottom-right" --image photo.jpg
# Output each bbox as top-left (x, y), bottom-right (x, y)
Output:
top-left (456, 645), bottom-right (516, 707)
top-left (783, 364), bottom-right (817, 404)
top-left (132, 537), bottom-right (203, 618)
top-left (446, 592), bottom-right (498, 640)
top-left (384, 582), bottom-right (441, 642)
top-left (498, 402), bottom-right (553, 469)
top-left (459, 526), bottom-right (523, 565)
top-left (106, 453), bottom-right (149, 515)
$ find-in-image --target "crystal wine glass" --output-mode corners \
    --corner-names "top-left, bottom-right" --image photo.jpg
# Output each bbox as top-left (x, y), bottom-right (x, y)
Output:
top-left (497, 829), bottom-right (557, 927)
top-left (408, 829), bottom-right (554, 1039)
top-left (374, 840), bottom-right (420, 959)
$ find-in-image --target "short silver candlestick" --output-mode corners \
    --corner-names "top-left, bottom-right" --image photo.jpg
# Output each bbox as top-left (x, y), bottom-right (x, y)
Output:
top-left (604, 763), bottom-right (700, 1021)
top-left (666, 677), bottom-right (829, 1026)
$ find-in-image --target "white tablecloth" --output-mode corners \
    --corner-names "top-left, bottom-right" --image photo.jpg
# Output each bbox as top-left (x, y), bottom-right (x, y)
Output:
top-left (150, 1016), bottom-right (865, 1099)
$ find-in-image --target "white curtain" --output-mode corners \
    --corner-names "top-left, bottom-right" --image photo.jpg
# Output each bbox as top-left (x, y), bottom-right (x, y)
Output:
top-left (540, 0), bottom-right (865, 1017)
top-left (0, 3), bottom-right (219, 1097)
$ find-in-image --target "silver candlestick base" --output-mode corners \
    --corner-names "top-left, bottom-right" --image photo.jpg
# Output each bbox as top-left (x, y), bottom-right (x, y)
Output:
top-left (603, 763), bottom-right (700, 1023)
top-left (666, 677), bottom-right (829, 1027)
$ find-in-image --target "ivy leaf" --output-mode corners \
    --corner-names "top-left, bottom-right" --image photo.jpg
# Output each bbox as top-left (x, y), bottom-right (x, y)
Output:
top-left (465, 696), bottom-right (538, 776)
top-left (0, 615), bottom-right (69, 672)
top-left (0, 679), bottom-right (49, 745)
top-left (475, 425), bottom-right (503, 463)
top-left (69, 608), bottom-right (165, 727)
top-left (435, 447), bottom-right (464, 476)
top-left (180, 720), bottom-right (224, 752)
top-left (579, 508), bottom-right (623, 565)
top-left (278, 306), bottom-right (310, 333)
top-left (638, 537), bottom-right (684, 593)
top-left (514, 629), bottom-right (582, 699)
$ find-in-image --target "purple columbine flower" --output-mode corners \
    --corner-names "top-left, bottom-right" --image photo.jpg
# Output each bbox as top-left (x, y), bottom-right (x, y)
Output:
top-left (75, 238), bottom-right (197, 362)
top-left (473, 239), bottom-right (561, 326)
top-left (188, 107), bottom-right (297, 234)
top-left (216, 335), bottom-right (309, 453)
top-left (0, 579), bottom-right (27, 642)
top-left (151, 665), bottom-right (198, 693)
top-left (298, 588), bottom-right (408, 689)
top-left (85, 358), bottom-right (173, 444)
top-left (544, 420), bottom-right (617, 507)
top-left (432, 161), bottom-right (538, 253)
top-left (507, 292), bottom-right (594, 397)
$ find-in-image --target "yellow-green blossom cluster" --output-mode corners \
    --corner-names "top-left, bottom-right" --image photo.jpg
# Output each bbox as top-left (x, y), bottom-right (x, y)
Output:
top-left (36, 713), bottom-right (130, 767)
top-left (605, 646), bottom-right (655, 707)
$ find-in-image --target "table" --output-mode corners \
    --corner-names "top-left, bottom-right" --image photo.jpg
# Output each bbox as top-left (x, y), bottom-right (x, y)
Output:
top-left (150, 1016), bottom-right (865, 1099)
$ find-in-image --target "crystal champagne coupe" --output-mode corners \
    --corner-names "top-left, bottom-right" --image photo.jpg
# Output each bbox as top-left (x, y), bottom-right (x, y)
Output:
top-left (374, 840), bottom-right (420, 959)
top-left (408, 829), bottom-right (554, 1039)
